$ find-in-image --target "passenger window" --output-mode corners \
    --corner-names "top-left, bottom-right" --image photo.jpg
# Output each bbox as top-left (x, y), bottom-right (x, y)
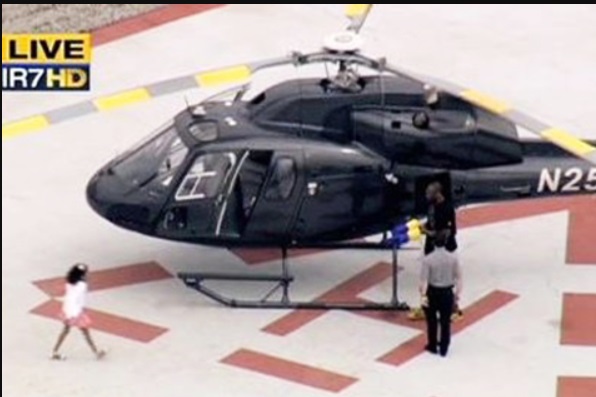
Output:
top-left (176, 153), bottom-right (236, 201)
top-left (265, 158), bottom-right (297, 201)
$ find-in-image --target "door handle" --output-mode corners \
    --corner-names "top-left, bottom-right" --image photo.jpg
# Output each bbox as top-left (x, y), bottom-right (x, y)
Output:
top-left (500, 185), bottom-right (532, 196)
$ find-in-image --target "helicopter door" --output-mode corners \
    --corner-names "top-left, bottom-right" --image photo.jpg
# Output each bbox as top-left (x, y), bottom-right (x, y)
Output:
top-left (294, 154), bottom-right (388, 242)
top-left (159, 152), bottom-right (238, 239)
top-left (216, 151), bottom-right (273, 238)
top-left (241, 152), bottom-right (304, 242)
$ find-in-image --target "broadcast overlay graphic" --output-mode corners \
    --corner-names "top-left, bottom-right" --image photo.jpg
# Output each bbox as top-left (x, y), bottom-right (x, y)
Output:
top-left (2, 34), bottom-right (91, 91)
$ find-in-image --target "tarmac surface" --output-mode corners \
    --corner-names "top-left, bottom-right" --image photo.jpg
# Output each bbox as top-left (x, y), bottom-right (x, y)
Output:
top-left (2, 5), bottom-right (596, 397)
top-left (2, 4), bottom-right (164, 33)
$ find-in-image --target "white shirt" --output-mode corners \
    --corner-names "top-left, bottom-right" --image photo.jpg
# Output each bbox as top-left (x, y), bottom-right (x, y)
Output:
top-left (420, 248), bottom-right (461, 288)
top-left (62, 281), bottom-right (87, 319)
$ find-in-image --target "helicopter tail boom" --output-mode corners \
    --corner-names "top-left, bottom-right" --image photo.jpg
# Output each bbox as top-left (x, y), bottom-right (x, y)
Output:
top-left (456, 139), bottom-right (595, 207)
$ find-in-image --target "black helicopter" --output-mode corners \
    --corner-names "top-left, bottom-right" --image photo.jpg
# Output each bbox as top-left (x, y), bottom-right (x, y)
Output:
top-left (87, 5), bottom-right (595, 309)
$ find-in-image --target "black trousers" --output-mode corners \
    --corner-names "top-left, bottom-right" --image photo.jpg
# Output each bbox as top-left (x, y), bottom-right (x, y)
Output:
top-left (424, 285), bottom-right (455, 355)
top-left (424, 234), bottom-right (458, 255)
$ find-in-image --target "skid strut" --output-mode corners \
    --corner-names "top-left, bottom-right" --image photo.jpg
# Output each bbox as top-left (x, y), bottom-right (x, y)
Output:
top-left (179, 245), bottom-right (411, 311)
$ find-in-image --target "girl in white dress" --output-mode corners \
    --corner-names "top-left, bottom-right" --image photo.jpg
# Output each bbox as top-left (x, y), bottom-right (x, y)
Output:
top-left (51, 264), bottom-right (105, 360)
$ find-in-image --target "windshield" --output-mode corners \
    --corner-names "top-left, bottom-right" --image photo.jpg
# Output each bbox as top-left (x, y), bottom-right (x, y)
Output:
top-left (112, 123), bottom-right (189, 190)
top-left (175, 153), bottom-right (237, 201)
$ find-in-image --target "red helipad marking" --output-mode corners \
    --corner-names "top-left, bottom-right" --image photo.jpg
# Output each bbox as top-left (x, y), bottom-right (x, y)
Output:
top-left (378, 291), bottom-right (518, 367)
top-left (33, 262), bottom-right (173, 298)
top-left (263, 262), bottom-right (392, 336)
top-left (249, 196), bottom-right (592, 390)
top-left (561, 294), bottom-right (596, 347)
top-left (566, 198), bottom-right (596, 265)
top-left (93, 4), bottom-right (226, 46)
top-left (31, 262), bottom-right (172, 343)
top-left (222, 349), bottom-right (358, 393)
top-left (459, 196), bottom-right (596, 265)
top-left (263, 267), bottom-right (519, 341)
top-left (558, 377), bottom-right (596, 397)
top-left (31, 300), bottom-right (168, 343)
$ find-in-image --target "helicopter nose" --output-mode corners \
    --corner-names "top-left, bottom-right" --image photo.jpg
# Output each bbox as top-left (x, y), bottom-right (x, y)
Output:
top-left (87, 170), bottom-right (153, 233)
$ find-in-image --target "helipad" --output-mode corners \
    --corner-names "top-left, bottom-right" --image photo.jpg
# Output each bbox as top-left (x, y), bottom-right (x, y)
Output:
top-left (3, 5), bottom-right (595, 397)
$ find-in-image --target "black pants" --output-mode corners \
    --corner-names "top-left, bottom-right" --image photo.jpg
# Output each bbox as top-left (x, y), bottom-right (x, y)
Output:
top-left (424, 234), bottom-right (458, 255)
top-left (424, 285), bottom-right (455, 355)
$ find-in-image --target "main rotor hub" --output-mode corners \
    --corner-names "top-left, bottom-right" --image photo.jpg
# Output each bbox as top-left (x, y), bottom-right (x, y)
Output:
top-left (323, 31), bottom-right (364, 53)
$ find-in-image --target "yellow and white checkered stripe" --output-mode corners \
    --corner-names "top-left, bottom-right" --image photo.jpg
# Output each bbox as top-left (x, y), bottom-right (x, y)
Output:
top-left (346, 4), bottom-right (373, 32)
top-left (346, 4), bottom-right (372, 18)
top-left (3, 56), bottom-right (595, 166)
top-left (2, 64), bottom-right (254, 141)
top-left (460, 89), bottom-right (596, 164)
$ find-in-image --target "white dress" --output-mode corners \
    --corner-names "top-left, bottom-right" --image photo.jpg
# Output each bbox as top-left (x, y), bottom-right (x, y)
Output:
top-left (62, 281), bottom-right (89, 326)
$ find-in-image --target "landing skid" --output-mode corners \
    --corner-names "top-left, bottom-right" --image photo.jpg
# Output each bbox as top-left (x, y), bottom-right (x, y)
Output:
top-left (178, 244), bottom-right (412, 311)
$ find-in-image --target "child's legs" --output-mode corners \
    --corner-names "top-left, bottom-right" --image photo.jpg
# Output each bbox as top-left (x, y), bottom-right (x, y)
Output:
top-left (53, 324), bottom-right (71, 353)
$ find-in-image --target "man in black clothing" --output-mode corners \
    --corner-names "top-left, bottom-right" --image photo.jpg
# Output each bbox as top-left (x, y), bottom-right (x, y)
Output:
top-left (422, 181), bottom-right (457, 255)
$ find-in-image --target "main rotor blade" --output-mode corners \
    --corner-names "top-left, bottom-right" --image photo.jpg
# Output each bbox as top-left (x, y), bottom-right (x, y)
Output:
top-left (2, 58), bottom-right (290, 140)
top-left (385, 64), bottom-right (596, 165)
top-left (3, 51), bottom-right (389, 141)
top-left (346, 4), bottom-right (373, 33)
top-left (461, 89), bottom-right (596, 165)
top-left (7, 44), bottom-right (593, 167)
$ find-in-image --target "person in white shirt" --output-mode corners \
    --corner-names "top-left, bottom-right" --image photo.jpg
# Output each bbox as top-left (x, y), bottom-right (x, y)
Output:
top-left (419, 232), bottom-right (463, 357)
top-left (51, 264), bottom-right (105, 360)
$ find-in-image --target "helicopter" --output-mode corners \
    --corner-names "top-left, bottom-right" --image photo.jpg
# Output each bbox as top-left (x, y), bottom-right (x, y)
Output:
top-left (87, 5), bottom-right (595, 310)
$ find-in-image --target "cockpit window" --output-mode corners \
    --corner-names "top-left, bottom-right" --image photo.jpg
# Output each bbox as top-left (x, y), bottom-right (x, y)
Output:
top-left (175, 153), bottom-right (237, 201)
top-left (112, 123), bottom-right (188, 189)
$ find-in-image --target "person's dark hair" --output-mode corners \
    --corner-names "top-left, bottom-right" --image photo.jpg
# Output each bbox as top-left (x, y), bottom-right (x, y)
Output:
top-left (66, 264), bottom-right (88, 285)
top-left (434, 230), bottom-right (449, 248)
top-left (426, 181), bottom-right (444, 203)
